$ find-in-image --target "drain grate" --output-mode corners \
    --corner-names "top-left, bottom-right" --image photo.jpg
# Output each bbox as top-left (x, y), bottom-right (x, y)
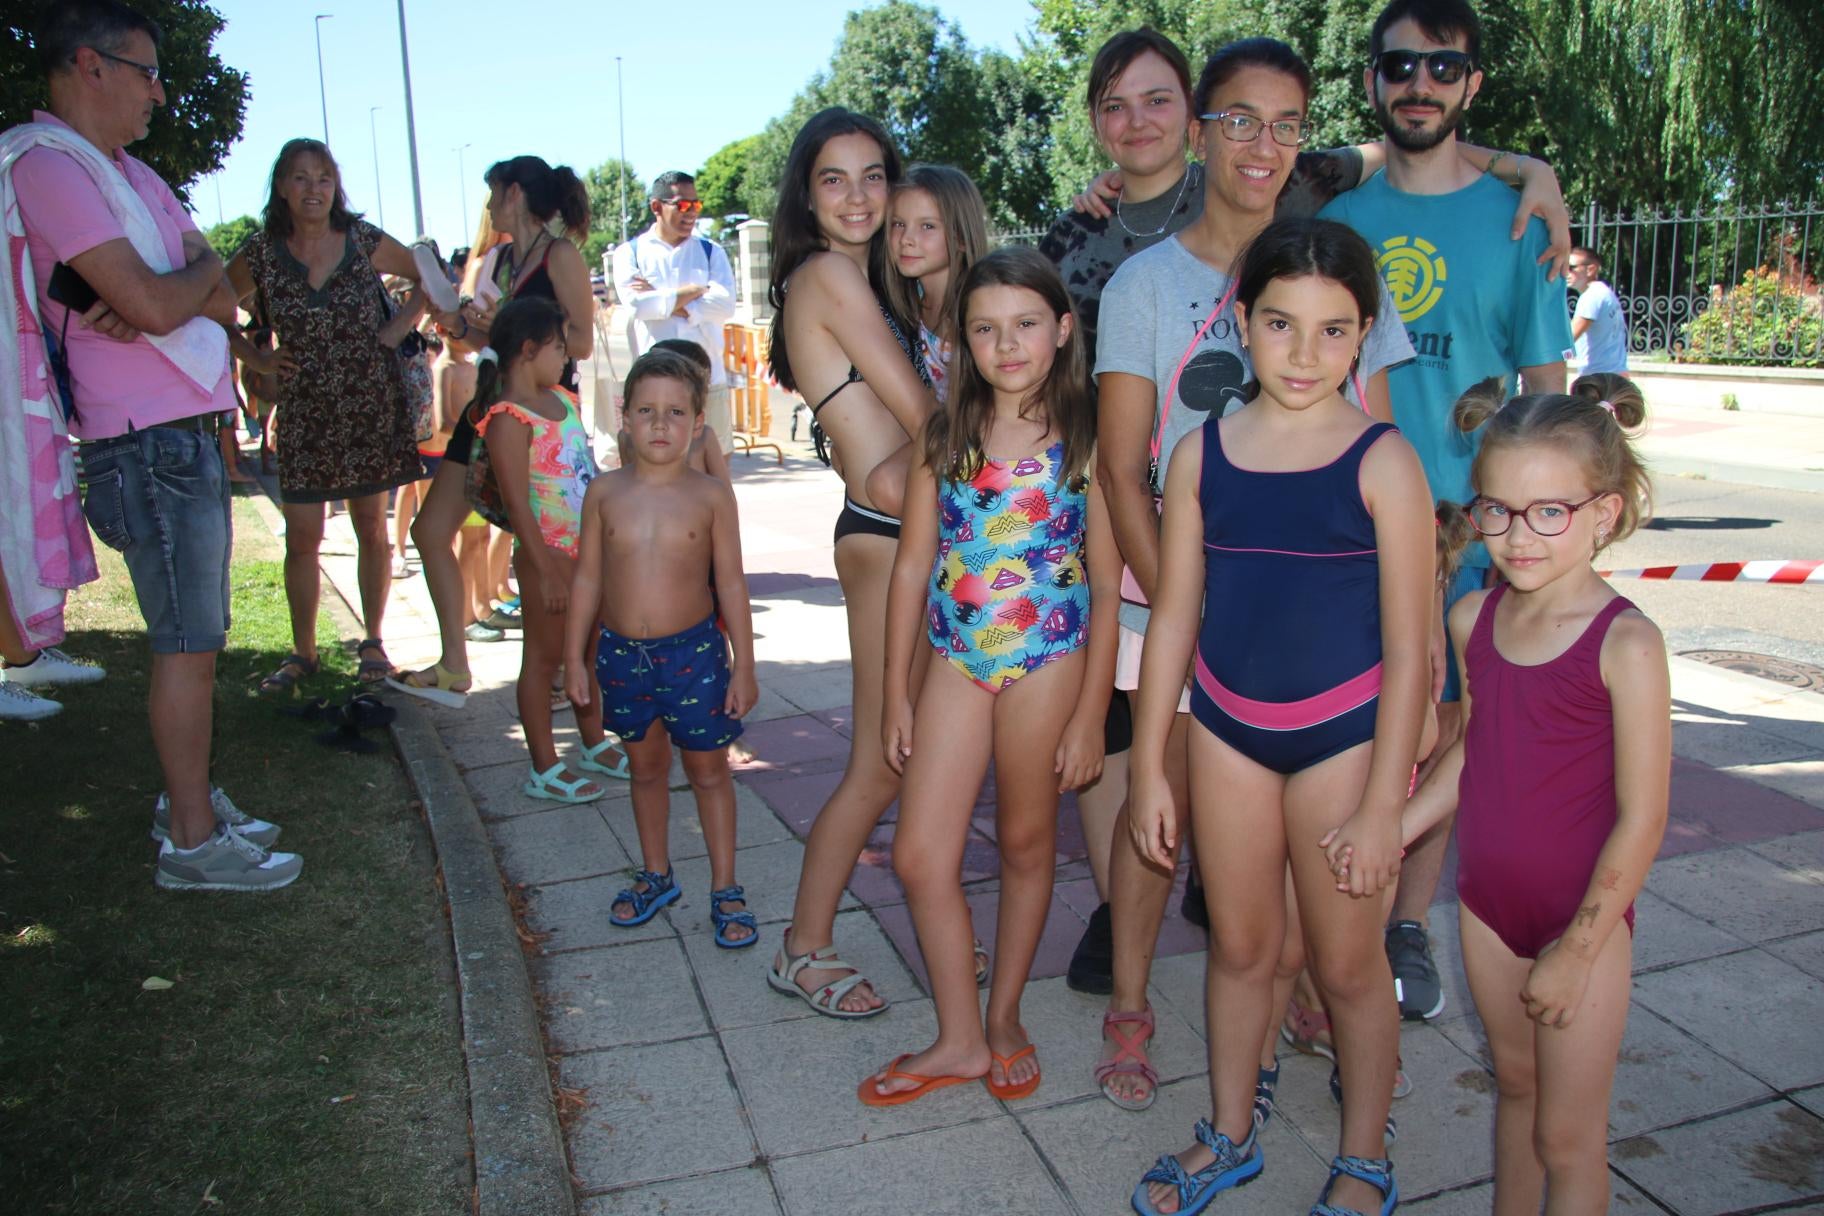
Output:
top-left (1679, 649), bottom-right (1824, 693)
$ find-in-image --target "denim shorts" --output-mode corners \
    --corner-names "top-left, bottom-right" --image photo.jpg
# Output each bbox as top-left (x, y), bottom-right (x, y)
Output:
top-left (79, 423), bottom-right (233, 654)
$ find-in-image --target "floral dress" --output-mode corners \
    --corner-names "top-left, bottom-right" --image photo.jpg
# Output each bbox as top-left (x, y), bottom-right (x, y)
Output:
top-left (241, 219), bottom-right (422, 503)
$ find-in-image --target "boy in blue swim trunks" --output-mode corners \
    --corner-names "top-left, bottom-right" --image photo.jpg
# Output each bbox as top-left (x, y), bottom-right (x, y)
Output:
top-left (564, 349), bottom-right (761, 948)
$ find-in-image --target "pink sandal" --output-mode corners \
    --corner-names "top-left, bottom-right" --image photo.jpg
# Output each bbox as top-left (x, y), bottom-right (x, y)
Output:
top-left (1280, 995), bottom-right (1335, 1062)
top-left (1095, 1006), bottom-right (1158, 1111)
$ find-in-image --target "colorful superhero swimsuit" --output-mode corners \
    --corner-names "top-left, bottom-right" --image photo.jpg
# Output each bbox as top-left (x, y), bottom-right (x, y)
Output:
top-left (1191, 420), bottom-right (1397, 774)
top-left (595, 615), bottom-right (743, 752)
top-left (1455, 585), bottom-right (1638, 959)
top-left (926, 440), bottom-right (1091, 692)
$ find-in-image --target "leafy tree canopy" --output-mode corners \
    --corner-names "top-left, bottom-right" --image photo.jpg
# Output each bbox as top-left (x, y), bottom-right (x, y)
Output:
top-left (205, 213), bottom-right (258, 258)
top-left (696, 135), bottom-right (761, 222)
top-left (581, 158), bottom-right (648, 269)
top-left (1, 0), bottom-right (247, 207)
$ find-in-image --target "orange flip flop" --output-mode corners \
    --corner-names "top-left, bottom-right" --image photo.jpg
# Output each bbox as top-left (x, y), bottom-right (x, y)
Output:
top-left (986, 1043), bottom-right (1041, 1100)
top-left (857, 1054), bottom-right (979, 1107)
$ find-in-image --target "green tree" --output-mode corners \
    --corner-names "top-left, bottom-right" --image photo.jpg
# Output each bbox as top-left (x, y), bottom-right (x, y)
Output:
top-left (696, 134), bottom-right (761, 222)
top-left (581, 158), bottom-right (647, 269)
top-left (1, 0), bottom-right (247, 206)
top-left (205, 213), bottom-right (258, 258)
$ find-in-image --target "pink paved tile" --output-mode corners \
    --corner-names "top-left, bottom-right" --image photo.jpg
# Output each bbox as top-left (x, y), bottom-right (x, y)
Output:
top-left (738, 767), bottom-right (845, 834)
top-left (731, 713), bottom-right (852, 771)
top-left (809, 704), bottom-right (853, 738)
top-left (874, 886), bottom-right (1091, 992)
top-left (844, 822), bottom-right (1001, 907)
top-left (1665, 757), bottom-right (1824, 845)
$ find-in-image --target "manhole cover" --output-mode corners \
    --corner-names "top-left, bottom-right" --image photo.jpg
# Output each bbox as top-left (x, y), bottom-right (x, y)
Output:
top-left (1680, 649), bottom-right (1824, 693)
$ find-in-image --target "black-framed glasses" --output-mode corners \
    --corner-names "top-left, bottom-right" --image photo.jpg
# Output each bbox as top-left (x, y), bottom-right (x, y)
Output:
top-left (1373, 49), bottom-right (1474, 85)
top-left (1198, 110), bottom-right (1308, 147)
top-left (88, 48), bottom-right (161, 83)
top-left (1469, 492), bottom-right (1607, 537)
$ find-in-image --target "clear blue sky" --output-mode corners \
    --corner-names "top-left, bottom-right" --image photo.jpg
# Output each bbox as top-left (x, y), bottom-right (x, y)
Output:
top-left (200, 0), bottom-right (1037, 251)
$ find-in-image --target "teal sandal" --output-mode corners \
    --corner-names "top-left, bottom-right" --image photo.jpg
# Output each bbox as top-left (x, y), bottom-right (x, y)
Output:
top-left (576, 736), bottom-right (632, 781)
top-left (710, 885), bottom-right (758, 949)
top-left (522, 762), bottom-right (604, 804)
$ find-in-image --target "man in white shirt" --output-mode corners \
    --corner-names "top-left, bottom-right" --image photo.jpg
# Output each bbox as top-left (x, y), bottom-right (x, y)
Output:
top-left (611, 171), bottom-right (738, 447)
top-left (1567, 246), bottom-right (1629, 373)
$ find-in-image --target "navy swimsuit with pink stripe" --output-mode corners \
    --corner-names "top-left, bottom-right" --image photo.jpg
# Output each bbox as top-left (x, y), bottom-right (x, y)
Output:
top-left (1191, 419), bottom-right (1397, 774)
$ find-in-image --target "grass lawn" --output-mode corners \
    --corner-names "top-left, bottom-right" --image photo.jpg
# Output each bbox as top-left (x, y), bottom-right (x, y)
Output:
top-left (0, 495), bottom-right (471, 1213)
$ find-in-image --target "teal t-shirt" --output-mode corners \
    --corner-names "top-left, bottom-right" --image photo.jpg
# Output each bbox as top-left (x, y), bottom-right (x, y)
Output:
top-left (1320, 172), bottom-right (1572, 565)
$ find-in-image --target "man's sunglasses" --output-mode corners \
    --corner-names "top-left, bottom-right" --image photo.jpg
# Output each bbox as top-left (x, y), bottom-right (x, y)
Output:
top-left (1373, 49), bottom-right (1474, 85)
top-left (660, 198), bottom-right (704, 216)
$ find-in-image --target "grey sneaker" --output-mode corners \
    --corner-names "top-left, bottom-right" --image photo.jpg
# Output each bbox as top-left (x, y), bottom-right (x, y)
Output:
top-left (0, 681), bottom-right (61, 720)
top-left (1385, 920), bottom-right (1445, 1020)
top-left (151, 787), bottom-right (281, 849)
top-left (2, 646), bottom-right (105, 686)
top-left (155, 826), bottom-right (302, 892)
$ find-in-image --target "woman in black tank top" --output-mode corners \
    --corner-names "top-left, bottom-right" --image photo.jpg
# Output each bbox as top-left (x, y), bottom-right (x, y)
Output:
top-left (392, 156), bottom-right (601, 708)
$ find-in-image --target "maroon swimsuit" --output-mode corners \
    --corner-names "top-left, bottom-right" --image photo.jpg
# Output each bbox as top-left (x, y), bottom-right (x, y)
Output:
top-left (1455, 585), bottom-right (1638, 959)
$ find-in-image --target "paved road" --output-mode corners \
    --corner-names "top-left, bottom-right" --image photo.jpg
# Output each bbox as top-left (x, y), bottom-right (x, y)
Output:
top-left (1603, 473), bottom-right (1824, 669)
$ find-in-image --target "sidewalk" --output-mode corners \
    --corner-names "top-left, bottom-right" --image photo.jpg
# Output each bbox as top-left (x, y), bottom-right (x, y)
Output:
top-left (1633, 398), bottom-right (1824, 493)
top-left (301, 420), bottom-right (1824, 1214)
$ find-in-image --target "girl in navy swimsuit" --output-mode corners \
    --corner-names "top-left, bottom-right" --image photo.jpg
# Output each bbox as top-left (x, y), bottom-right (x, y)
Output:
top-left (1390, 374), bottom-right (1667, 1215)
top-left (1128, 219), bottom-right (1433, 1216)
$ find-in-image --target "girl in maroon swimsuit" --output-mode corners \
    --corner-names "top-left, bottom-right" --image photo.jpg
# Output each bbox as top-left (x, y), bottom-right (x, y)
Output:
top-left (1369, 372), bottom-right (1668, 1216)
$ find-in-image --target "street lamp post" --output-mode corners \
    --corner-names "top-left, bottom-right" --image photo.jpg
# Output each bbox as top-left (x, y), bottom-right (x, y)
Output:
top-left (455, 144), bottom-right (473, 243)
top-left (313, 14), bottom-right (333, 145)
top-left (395, 0), bottom-right (424, 238)
top-left (615, 56), bottom-right (627, 244)
top-left (368, 106), bottom-right (385, 231)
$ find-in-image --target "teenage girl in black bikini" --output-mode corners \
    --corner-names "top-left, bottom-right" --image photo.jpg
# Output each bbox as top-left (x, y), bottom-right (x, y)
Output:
top-left (765, 109), bottom-right (942, 1018)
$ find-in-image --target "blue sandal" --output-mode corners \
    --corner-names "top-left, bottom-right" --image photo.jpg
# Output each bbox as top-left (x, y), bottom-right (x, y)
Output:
top-left (709, 885), bottom-right (758, 949)
top-left (1132, 1119), bottom-right (1262, 1215)
top-left (1328, 1064), bottom-right (1400, 1142)
top-left (609, 868), bottom-right (679, 927)
top-left (1253, 1061), bottom-right (1279, 1128)
top-left (1310, 1155), bottom-right (1397, 1216)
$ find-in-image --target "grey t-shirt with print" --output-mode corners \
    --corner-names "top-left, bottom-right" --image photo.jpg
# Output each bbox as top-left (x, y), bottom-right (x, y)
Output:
top-left (1095, 234), bottom-right (1415, 634)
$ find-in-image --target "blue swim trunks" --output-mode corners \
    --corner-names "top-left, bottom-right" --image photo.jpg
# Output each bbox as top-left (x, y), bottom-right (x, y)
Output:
top-left (594, 614), bottom-right (743, 751)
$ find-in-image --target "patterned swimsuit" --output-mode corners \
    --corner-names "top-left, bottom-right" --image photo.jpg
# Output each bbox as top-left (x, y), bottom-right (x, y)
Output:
top-left (473, 390), bottom-right (596, 556)
top-left (926, 441), bottom-right (1091, 692)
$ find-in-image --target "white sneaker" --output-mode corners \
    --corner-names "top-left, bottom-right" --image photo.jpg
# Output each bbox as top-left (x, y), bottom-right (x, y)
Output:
top-left (411, 241), bottom-right (460, 312)
top-left (3, 646), bottom-right (106, 686)
top-left (0, 681), bottom-right (60, 720)
top-left (152, 786), bottom-right (281, 849)
top-left (155, 826), bottom-right (302, 892)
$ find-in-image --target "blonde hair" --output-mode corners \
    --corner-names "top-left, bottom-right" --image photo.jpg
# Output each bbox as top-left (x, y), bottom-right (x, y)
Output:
top-left (1433, 499), bottom-right (1478, 586)
top-left (884, 164), bottom-right (991, 347)
top-left (1453, 372), bottom-right (1653, 553)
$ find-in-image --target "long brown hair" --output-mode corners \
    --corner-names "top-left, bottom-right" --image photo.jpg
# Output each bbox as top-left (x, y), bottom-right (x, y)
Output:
top-left (261, 139), bottom-right (362, 241)
top-left (765, 108), bottom-right (905, 393)
top-left (923, 247), bottom-right (1095, 485)
top-left (884, 164), bottom-right (991, 348)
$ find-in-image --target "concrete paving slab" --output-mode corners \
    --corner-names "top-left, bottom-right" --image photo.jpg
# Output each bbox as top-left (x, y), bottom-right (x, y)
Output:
top-left (581, 1168), bottom-right (783, 1215)
top-left (1630, 888), bottom-right (1752, 971)
top-left (1726, 759), bottom-right (1824, 812)
top-left (989, 975), bottom-right (1209, 1110)
top-left (771, 1116), bottom-right (1069, 1216)
top-left (764, 666), bottom-right (857, 714)
top-left (609, 781), bottom-right (797, 866)
top-left (1632, 950), bottom-right (1824, 1091)
top-left (1747, 828), bottom-right (1824, 878)
top-left (525, 873), bottom-right (677, 953)
top-left (1018, 1077), bottom-right (1327, 1215)
top-left (1672, 709), bottom-right (1821, 769)
top-left (1646, 846), bottom-right (1824, 941)
top-left (559, 1035), bottom-right (757, 1192)
top-left (684, 906), bottom-right (917, 1031)
top-left (468, 758), bottom-right (631, 822)
top-left (667, 839), bottom-right (855, 937)
top-left (1269, 1029), bottom-right (1495, 1195)
top-left (1664, 759), bottom-right (1824, 847)
top-left (535, 938), bottom-right (708, 1054)
top-left (1608, 1006), bottom-right (1777, 1138)
top-left (742, 767), bottom-right (847, 837)
top-left (1612, 1100), bottom-right (1824, 1214)
top-left (487, 804), bottom-right (630, 887)
top-left (1795, 1086), bottom-right (1824, 1120)
top-left (1765, 929), bottom-right (1824, 981)
top-left (739, 683), bottom-right (802, 725)
top-left (1398, 1172), bottom-right (1660, 1212)
top-left (721, 997), bottom-right (1002, 1158)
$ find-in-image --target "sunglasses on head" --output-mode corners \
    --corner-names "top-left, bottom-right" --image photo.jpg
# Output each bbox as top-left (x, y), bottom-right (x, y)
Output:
top-left (1374, 49), bottom-right (1474, 85)
top-left (660, 198), bottom-right (703, 215)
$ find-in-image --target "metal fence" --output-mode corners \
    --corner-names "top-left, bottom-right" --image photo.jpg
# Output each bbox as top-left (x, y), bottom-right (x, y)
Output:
top-left (1574, 199), bottom-right (1823, 367)
top-left (992, 228), bottom-right (1046, 248)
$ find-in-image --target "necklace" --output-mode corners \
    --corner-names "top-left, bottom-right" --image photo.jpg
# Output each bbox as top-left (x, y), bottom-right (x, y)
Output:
top-left (1114, 166), bottom-right (1193, 239)
top-left (499, 229), bottom-right (550, 297)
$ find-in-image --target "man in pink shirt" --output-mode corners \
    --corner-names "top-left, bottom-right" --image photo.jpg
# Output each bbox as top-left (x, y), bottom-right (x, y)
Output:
top-left (9, 0), bottom-right (299, 890)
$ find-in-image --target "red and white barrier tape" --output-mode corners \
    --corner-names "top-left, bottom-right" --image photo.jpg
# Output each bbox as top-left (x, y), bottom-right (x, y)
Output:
top-left (1597, 560), bottom-right (1824, 585)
